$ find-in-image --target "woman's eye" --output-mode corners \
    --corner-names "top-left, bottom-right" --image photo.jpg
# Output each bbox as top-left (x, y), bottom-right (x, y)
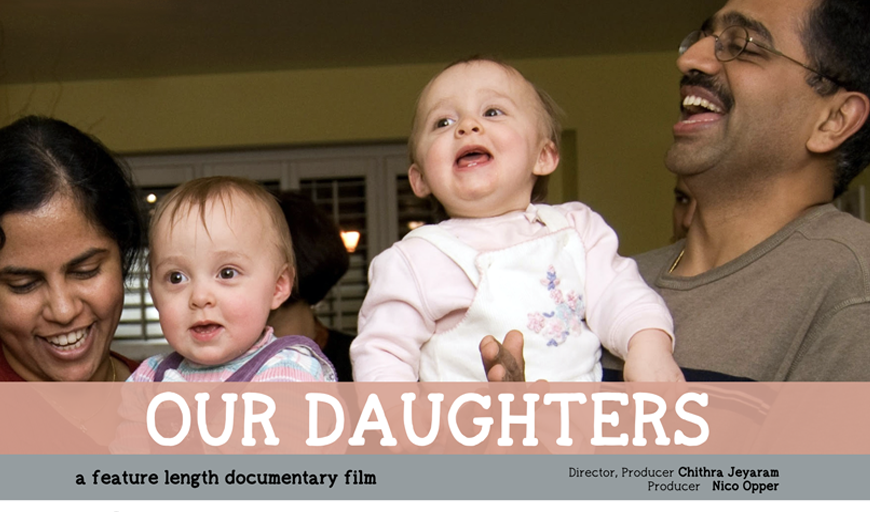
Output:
top-left (484, 108), bottom-right (504, 117)
top-left (71, 266), bottom-right (100, 279)
top-left (218, 268), bottom-right (238, 279)
top-left (7, 281), bottom-right (38, 294)
top-left (168, 271), bottom-right (187, 284)
top-left (435, 118), bottom-right (454, 128)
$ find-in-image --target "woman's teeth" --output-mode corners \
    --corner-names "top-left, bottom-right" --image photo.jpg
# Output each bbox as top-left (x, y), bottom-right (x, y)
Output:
top-left (46, 327), bottom-right (88, 350)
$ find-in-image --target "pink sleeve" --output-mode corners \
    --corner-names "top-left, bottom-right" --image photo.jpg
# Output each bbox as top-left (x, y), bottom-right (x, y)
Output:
top-left (350, 244), bottom-right (437, 381)
top-left (563, 203), bottom-right (674, 359)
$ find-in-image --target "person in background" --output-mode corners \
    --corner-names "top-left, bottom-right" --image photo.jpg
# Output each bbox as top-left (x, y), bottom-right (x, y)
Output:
top-left (671, 177), bottom-right (696, 242)
top-left (0, 116), bottom-right (143, 382)
top-left (269, 191), bottom-right (355, 382)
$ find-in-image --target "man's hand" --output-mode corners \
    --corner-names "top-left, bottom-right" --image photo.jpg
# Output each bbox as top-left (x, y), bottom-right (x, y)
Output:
top-left (480, 330), bottom-right (525, 382)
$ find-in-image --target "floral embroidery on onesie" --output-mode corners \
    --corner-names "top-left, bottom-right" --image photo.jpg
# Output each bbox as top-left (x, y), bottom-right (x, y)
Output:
top-left (527, 266), bottom-right (586, 347)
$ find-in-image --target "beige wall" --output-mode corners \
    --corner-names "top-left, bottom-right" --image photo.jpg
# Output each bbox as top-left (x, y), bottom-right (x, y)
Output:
top-left (520, 54), bottom-right (682, 255)
top-left (3, 52), bottom-right (865, 255)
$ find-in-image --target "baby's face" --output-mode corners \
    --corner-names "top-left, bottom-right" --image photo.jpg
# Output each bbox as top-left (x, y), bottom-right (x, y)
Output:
top-left (149, 195), bottom-right (291, 366)
top-left (409, 61), bottom-right (557, 218)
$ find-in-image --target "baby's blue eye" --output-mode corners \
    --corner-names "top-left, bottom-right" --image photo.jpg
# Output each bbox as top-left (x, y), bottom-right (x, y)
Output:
top-left (168, 271), bottom-right (187, 284)
top-left (484, 108), bottom-right (504, 117)
top-left (435, 118), bottom-right (454, 128)
top-left (218, 268), bottom-right (239, 279)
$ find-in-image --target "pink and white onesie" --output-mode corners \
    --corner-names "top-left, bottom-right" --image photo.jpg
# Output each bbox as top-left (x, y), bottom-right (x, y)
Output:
top-left (351, 202), bottom-right (673, 381)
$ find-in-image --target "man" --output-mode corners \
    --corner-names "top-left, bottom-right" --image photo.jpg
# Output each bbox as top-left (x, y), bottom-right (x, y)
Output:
top-left (484, 0), bottom-right (870, 381)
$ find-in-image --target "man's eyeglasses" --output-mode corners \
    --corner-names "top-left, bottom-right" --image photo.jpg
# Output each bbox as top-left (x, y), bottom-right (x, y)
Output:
top-left (679, 25), bottom-right (842, 87)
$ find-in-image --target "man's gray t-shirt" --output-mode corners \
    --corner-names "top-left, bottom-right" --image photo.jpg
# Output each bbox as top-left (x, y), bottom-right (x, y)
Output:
top-left (603, 204), bottom-right (870, 381)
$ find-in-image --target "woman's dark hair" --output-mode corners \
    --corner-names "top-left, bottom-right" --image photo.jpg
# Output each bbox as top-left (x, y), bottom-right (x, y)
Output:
top-left (275, 191), bottom-right (350, 307)
top-left (0, 116), bottom-right (144, 277)
top-left (802, 0), bottom-right (870, 196)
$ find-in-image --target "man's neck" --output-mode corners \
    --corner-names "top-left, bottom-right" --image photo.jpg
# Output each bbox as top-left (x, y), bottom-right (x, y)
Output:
top-left (673, 173), bottom-right (832, 276)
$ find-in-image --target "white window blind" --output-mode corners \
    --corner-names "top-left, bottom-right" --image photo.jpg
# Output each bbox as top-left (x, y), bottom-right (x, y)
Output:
top-left (299, 177), bottom-right (369, 334)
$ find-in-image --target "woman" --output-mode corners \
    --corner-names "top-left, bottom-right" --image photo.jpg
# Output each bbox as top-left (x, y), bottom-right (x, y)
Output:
top-left (269, 191), bottom-right (355, 381)
top-left (0, 116), bottom-right (144, 381)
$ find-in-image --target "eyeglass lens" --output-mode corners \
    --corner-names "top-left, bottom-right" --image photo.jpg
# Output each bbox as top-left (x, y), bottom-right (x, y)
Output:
top-left (679, 26), bottom-right (750, 62)
top-left (678, 31), bottom-right (702, 55)
top-left (716, 26), bottom-right (750, 61)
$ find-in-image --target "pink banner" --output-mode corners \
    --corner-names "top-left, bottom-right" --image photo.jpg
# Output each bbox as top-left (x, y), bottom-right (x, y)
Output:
top-left (0, 382), bottom-right (866, 455)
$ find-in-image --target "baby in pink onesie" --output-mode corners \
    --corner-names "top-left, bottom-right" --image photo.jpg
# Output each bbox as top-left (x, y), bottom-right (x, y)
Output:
top-left (351, 58), bottom-right (683, 383)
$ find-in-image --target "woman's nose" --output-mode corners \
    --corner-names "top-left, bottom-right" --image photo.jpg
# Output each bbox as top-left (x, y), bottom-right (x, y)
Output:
top-left (43, 283), bottom-right (83, 325)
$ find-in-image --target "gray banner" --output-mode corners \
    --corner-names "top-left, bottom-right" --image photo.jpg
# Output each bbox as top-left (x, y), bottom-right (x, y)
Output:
top-left (0, 454), bottom-right (864, 500)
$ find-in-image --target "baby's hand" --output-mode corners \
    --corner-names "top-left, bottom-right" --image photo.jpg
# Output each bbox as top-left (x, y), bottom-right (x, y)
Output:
top-left (480, 330), bottom-right (525, 382)
top-left (622, 329), bottom-right (684, 382)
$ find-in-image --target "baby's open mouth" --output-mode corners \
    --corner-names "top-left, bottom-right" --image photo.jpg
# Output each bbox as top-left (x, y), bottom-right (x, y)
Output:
top-left (455, 147), bottom-right (492, 168)
top-left (191, 323), bottom-right (222, 335)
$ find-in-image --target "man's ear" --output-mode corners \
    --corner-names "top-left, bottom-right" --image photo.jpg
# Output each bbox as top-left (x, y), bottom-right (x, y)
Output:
top-left (533, 140), bottom-right (560, 177)
top-left (270, 264), bottom-right (294, 310)
top-left (408, 163), bottom-right (432, 198)
top-left (808, 91), bottom-right (870, 154)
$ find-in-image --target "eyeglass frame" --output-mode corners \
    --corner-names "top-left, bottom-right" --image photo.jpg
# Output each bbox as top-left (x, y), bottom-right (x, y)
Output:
top-left (679, 25), bottom-right (843, 88)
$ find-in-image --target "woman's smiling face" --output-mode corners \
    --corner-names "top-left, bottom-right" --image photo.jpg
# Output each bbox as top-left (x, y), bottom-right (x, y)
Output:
top-left (0, 193), bottom-right (124, 381)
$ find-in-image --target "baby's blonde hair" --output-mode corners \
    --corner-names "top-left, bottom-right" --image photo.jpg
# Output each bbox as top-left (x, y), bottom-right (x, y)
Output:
top-left (408, 56), bottom-right (564, 203)
top-left (149, 176), bottom-right (295, 275)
